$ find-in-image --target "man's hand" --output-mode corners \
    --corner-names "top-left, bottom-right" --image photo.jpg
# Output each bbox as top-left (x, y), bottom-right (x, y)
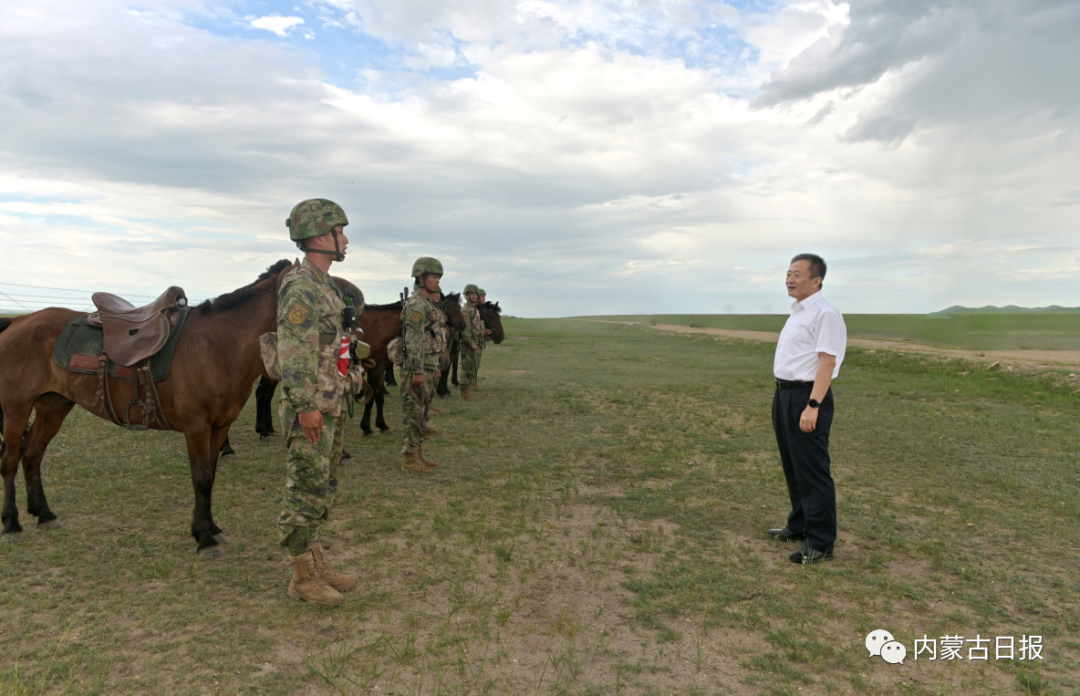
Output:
top-left (298, 410), bottom-right (324, 445)
top-left (471, 344), bottom-right (478, 350)
top-left (435, 370), bottom-right (441, 379)
top-left (799, 406), bottom-right (819, 433)
top-left (412, 374), bottom-right (425, 386)
top-left (485, 329), bottom-right (492, 335)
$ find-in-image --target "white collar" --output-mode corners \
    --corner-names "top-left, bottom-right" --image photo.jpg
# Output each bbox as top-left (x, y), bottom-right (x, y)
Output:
top-left (790, 290), bottom-right (825, 312)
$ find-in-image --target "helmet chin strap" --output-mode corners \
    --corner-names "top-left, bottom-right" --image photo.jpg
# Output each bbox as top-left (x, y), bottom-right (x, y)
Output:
top-left (303, 230), bottom-right (345, 261)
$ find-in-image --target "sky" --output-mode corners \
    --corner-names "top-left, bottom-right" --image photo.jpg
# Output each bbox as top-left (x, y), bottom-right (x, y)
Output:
top-left (1, 0), bottom-right (1078, 316)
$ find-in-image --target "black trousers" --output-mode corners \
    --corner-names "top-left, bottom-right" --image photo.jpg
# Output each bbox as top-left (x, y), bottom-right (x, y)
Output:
top-left (772, 386), bottom-right (836, 552)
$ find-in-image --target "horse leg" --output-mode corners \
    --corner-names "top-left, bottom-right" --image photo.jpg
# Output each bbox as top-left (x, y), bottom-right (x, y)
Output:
top-left (451, 349), bottom-right (460, 386)
top-left (1, 405), bottom-right (31, 540)
top-left (375, 374), bottom-right (390, 433)
top-left (436, 363), bottom-right (450, 397)
top-left (184, 427), bottom-right (225, 559)
top-left (21, 394), bottom-right (74, 529)
top-left (219, 434), bottom-right (237, 460)
top-left (360, 373), bottom-right (375, 436)
top-left (384, 365), bottom-right (397, 387)
top-left (255, 376), bottom-right (278, 438)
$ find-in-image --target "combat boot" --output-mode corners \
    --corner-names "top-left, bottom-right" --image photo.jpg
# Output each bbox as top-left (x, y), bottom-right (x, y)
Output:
top-left (429, 405), bottom-right (444, 415)
top-left (418, 445), bottom-right (440, 468)
top-left (461, 387), bottom-right (477, 401)
top-left (309, 543), bottom-right (358, 593)
top-left (401, 450), bottom-right (430, 474)
top-left (425, 423), bottom-right (440, 435)
top-left (287, 550), bottom-right (344, 606)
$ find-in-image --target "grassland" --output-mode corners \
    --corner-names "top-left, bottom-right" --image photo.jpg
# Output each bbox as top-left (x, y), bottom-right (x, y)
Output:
top-left (1, 318), bottom-right (1078, 695)
top-left (588, 313), bottom-right (1080, 351)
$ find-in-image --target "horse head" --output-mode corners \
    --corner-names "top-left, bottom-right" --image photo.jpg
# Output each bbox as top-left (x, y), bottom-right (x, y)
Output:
top-left (438, 291), bottom-right (467, 332)
top-left (479, 301), bottom-right (505, 344)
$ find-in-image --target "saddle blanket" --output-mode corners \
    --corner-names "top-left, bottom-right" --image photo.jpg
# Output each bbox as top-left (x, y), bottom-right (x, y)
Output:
top-left (52, 307), bottom-right (190, 381)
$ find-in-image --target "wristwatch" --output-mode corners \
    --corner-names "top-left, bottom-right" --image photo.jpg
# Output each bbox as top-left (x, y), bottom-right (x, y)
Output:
top-left (807, 398), bottom-right (821, 409)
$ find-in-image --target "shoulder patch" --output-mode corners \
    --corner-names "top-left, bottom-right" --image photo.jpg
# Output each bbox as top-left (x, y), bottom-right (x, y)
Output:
top-left (286, 300), bottom-right (313, 326)
top-left (410, 311), bottom-right (423, 323)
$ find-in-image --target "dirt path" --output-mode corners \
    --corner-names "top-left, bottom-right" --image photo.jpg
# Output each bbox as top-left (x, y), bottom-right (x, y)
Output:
top-left (581, 320), bottom-right (1080, 372)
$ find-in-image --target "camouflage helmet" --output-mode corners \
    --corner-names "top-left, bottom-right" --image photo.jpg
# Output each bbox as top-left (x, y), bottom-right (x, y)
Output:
top-left (286, 199), bottom-right (348, 243)
top-left (463, 283), bottom-right (480, 294)
top-left (411, 257), bottom-right (444, 278)
top-left (478, 288), bottom-right (487, 296)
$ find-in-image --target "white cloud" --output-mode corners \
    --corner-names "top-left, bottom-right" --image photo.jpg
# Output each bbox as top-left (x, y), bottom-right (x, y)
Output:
top-left (0, 0), bottom-right (1077, 316)
top-left (250, 14), bottom-right (305, 37)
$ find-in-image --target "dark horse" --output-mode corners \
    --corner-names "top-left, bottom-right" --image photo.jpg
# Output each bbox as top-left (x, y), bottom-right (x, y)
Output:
top-left (237, 291), bottom-right (466, 439)
top-left (0, 259), bottom-right (296, 557)
top-left (441, 301), bottom-right (505, 395)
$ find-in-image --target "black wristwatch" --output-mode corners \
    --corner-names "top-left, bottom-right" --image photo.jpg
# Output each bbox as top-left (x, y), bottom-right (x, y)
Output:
top-left (807, 398), bottom-right (821, 409)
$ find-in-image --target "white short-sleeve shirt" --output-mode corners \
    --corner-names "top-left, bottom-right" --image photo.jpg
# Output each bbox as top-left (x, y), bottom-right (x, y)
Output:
top-left (773, 291), bottom-right (846, 381)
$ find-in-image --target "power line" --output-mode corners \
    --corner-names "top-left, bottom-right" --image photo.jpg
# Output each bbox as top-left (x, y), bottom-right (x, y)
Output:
top-left (0, 281), bottom-right (157, 298)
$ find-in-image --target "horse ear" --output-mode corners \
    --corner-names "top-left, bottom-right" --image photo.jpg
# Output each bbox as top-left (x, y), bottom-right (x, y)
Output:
top-left (495, 301), bottom-right (500, 308)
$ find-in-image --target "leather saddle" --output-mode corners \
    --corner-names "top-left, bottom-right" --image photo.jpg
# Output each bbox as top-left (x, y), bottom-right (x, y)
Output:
top-left (90, 286), bottom-right (188, 367)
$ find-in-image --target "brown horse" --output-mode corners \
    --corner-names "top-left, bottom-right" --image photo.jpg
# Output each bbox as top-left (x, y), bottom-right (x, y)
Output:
top-left (0, 259), bottom-right (296, 557)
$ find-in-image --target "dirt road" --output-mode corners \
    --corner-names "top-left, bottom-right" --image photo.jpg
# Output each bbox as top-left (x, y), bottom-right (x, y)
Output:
top-left (585, 321), bottom-right (1080, 372)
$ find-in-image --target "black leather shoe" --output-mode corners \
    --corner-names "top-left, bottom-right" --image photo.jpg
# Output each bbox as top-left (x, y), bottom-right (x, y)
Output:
top-left (789, 544), bottom-right (833, 565)
top-left (768, 527), bottom-right (807, 543)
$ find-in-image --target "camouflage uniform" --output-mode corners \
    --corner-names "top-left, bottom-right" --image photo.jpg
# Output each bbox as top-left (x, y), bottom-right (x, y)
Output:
top-left (460, 298), bottom-right (485, 389)
top-left (429, 303), bottom-right (450, 404)
top-left (400, 288), bottom-right (441, 454)
top-left (276, 258), bottom-right (360, 556)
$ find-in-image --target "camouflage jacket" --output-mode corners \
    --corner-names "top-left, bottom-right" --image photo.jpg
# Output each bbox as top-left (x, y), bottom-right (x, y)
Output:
top-left (277, 259), bottom-right (348, 417)
top-left (432, 306), bottom-right (449, 355)
top-left (401, 289), bottom-right (439, 373)
top-left (463, 303), bottom-right (486, 347)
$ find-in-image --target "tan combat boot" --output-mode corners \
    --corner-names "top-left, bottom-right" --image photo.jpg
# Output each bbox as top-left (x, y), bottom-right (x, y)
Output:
top-left (425, 423), bottom-right (440, 435)
top-left (460, 387), bottom-right (477, 401)
top-left (401, 450), bottom-right (430, 474)
top-left (309, 543), bottom-right (358, 593)
top-left (287, 550), bottom-right (344, 606)
top-left (418, 445), bottom-right (440, 468)
top-left (429, 405), bottom-right (444, 415)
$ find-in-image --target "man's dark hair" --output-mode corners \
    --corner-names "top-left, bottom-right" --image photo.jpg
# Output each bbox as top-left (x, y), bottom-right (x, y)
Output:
top-left (791, 253), bottom-right (826, 286)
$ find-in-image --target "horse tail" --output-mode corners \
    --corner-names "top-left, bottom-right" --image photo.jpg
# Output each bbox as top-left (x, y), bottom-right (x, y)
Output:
top-left (0, 318), bottom-right (10, 439)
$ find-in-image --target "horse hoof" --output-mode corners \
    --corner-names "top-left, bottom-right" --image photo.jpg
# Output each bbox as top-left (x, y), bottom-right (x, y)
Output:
top-left (221, 453), bottom-right (238, 462)
top-left (341, 457), bottom-right (354, 466)
top-left (212, 533), bottom-right (229, 545)
top-left (259, 433), bottom-right (278, 441)
top-left (1, 533), bottom-right (22, 544)
top-left (198, 545), bottom-right (225, 560)
top-left (38, 520), bottom-right (63, 530)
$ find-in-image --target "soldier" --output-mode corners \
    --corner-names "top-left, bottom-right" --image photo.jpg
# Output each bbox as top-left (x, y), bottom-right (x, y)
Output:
top-left (427, 291), bottom-right (449, 418)
top-left (277, 199), bottom-right (367, 606)
top-left (474, 288), bottom-right (489, 390)
top-left (459, 284), bottom-right (486, 401)
top-left (400, 258), bottom-right (445, 473)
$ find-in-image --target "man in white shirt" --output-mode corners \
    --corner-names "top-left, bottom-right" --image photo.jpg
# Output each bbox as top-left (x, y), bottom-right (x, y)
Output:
top-left (768, 253), bottom-right (847, 564)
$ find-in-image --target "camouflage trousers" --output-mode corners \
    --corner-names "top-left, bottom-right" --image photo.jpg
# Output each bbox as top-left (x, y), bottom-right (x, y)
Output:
top-left (277, 401), bottom-right (344, 556)
top-left (459, 344), bottom-right (481, 387)
top-left (400, 354), bottom-right (440, 454)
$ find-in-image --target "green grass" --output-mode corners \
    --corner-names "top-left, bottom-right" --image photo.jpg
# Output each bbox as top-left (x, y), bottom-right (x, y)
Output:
top-left (586, 313), bottom-right (1080, 351)
top-left (1, 319), bottom-right (1078, 695)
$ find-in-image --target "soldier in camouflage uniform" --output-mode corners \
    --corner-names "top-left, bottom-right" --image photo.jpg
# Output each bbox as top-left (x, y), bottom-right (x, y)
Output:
top-left (400, 257), bottom-right (445, 473)
top-left (277, 199), bottom-right (367, 606)
top-left (473, 288), bottom-right (489, 390)
top-left (459, 284), bottom-right (486, 401)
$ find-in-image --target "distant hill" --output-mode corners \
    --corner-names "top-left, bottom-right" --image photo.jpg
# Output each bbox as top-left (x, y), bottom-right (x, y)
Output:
top-left (929, 305), bottom-right (1080, 316)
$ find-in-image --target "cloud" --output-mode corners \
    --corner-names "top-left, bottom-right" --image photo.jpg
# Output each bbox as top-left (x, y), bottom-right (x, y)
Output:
top-left (250, 14), bottom-right (305, 37)
top-left (0, 0), bottom-right (1078, 316)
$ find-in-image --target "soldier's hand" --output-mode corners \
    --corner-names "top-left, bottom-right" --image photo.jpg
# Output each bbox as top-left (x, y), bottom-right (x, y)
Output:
top-left (412, 374), bottom-right (425, 387)
top-left (485, 329), bottom-right (492, 335)
top-left (471, 344), bottom-right (478, 350)
top-left (435, 370), bottom-right (441, 379)
top-left (298, 410), bottom-right (324, 445)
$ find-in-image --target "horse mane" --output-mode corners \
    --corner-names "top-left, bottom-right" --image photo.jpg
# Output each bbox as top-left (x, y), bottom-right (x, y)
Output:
top-left (440, 291), bottom-right (462, 306)
top-left (479, 301), bottom-right (502, 314)
top-left (197, 259), bottom-right (293, 314)
top-left (365, 300), bottom-right (403, 311)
